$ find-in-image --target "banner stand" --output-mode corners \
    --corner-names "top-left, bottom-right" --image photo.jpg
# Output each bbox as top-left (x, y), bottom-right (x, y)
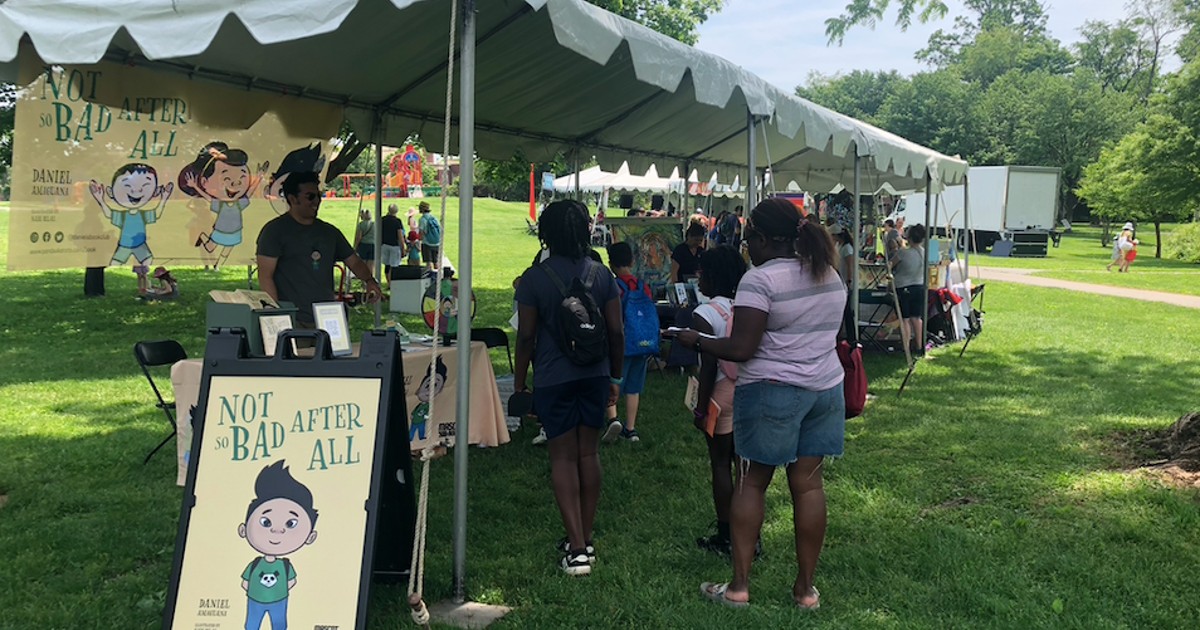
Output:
top-left (163, 328), bottom-right (415, 630)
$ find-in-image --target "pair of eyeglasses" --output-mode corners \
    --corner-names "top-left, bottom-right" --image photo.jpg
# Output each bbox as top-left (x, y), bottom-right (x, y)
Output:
top-left (303, 192), bottom-right (322, 201)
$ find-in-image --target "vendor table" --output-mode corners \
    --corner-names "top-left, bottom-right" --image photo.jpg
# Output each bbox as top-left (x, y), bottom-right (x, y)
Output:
top-left (170, 340), bottom-right (509, 486)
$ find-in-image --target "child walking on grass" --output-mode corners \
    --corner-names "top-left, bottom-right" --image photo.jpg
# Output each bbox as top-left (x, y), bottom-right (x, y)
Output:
top-left (603, 242), bottom-right (657, 443)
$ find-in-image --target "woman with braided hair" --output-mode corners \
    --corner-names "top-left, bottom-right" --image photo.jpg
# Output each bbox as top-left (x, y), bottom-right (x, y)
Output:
top-left (514, 199), bottom-right (625, 576)
top-left (674, 197), bottom-right (847, 610)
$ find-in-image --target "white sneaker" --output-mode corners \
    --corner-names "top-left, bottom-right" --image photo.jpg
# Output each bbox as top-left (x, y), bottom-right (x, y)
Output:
top-left (560, 551), bottom-right (592, 576)
top-left (602, 420), bottom-right (623, 443)
top-left (532, 426), bottom-right (548, 445)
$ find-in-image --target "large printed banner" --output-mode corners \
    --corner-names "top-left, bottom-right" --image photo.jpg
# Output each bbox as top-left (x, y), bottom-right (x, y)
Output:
top-left (7, 57), bottom-right (342, 271)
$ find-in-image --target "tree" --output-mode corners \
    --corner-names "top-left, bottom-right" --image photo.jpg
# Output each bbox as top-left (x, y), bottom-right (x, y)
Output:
top-left (1076, 20), bottom-right (1152, 94)
top-left (826, 0), bottom-right (1047, 46)
top-left (1077, 113), bottom-right (1198, 256)
top-left (795, 70), bottom-right (907, 125)
top-left (588, 0), bottom-right (725, 45)
top-left (1, 83), bottom-right (13, 199)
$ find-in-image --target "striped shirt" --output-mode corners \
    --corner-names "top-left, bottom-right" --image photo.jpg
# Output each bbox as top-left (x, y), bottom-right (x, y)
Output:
top-left (734, 258), bottom-right (847, 390)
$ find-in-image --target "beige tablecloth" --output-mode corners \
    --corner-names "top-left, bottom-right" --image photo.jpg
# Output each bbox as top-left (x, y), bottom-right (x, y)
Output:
top-left (171, 340), bottom-right (509, 486)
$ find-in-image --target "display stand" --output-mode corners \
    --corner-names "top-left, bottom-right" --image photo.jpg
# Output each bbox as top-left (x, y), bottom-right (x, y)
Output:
top-left (162, 328), bottom-right (415, 630)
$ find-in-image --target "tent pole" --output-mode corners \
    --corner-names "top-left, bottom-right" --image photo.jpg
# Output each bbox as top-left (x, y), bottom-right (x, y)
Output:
top-left (852, 153), bottom-right (861, 339)
top-left (373, 117), bottom-right (383, 327)
top-left (683, 160), bottom-right (691, 217)
top-left (573, 149), bottom-right (581, 201)
top-left (921, 172), bottom-right (932, 357)
top-left (963, 172), bottom-right (970, 276)
top-left (746, 112), bottom-right (757, 211)
top-left (452, 0), bottom-right (476, 604)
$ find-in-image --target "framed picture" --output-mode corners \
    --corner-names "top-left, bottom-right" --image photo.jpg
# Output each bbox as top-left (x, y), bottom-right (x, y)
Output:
top-left (258, 313), bottom-right (294, 357)
top-left (312, 302), bottom-right (352, 357)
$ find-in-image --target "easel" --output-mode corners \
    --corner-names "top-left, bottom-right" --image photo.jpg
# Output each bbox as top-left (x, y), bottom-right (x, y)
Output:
top-left (162, 328), bottom-right (416, 630)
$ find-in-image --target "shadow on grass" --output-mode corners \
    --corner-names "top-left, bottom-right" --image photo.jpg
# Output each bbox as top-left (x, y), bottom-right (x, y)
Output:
top-left (0, 268), bottom-right (521, 387)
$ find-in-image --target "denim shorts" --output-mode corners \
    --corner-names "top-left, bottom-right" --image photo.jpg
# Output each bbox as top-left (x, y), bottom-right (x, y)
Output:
top-left (733, 380), bottom-right (845, 465)
top-left (621, 355), bottom-right (649, 395)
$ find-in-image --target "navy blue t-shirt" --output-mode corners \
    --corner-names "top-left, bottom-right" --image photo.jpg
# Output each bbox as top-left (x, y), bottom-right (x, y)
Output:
top-left (515, 255), bottom-right (620, 388)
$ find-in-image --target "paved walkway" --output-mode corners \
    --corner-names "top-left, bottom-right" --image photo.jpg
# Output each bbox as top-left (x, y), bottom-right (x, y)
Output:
top-left (973, 266), bottom-right (1200, 310)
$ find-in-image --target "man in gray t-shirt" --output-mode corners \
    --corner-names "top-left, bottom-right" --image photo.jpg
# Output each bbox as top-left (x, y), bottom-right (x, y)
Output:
top-left (256, 172), bottom-right (381, 325)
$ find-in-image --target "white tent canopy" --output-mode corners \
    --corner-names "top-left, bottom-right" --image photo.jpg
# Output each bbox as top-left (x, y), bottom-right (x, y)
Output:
top-left (1, 0), bottom-right (967, 192)
top-left (553, 162), bottom-right (677, 194)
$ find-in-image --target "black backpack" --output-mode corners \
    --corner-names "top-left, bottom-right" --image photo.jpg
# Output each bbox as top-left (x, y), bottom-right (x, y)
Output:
top-left (539, 260), bottom-right (608, 366)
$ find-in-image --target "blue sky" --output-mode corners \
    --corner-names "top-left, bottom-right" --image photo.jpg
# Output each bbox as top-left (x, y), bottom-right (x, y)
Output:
top-left (694, 0), bottom-right (1133, 91)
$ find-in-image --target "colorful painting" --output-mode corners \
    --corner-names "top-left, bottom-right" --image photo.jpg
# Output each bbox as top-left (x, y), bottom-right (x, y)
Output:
top-left (606, 217), bottom-right (683, 298)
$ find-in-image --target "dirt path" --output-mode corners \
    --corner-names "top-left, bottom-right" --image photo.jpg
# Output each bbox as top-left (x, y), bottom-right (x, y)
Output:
top-left (973, 266), bottom-right (1200, 310)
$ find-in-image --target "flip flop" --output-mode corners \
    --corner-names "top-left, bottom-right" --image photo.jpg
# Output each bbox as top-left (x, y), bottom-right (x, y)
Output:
top-left (700, 582), bottom-right (749, 608)
top-left (796, 586), bottom-right (820, 611)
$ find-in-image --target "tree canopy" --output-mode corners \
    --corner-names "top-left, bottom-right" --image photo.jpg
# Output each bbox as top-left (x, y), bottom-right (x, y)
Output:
top-left (802, 0), bottom-right (1200, 238)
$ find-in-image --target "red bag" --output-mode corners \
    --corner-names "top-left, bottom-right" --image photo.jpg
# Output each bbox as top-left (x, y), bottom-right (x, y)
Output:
top-left (837, 341), bottom-right (867, 418)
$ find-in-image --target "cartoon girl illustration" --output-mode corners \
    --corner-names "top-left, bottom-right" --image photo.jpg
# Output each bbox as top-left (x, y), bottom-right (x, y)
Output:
top-left (178, 141), bottom-right (267, 269)
top-left (264, 143), bottom-right (326, 215)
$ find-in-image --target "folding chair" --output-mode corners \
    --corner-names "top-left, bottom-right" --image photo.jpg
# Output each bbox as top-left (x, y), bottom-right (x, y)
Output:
top-left (958, 283), bottom-right (986, 358)
top-left (133, 340), bottom-right (187, 464)
top-left (856, 289), bottom-right (901, 353)
top-left (471, 327), bottom-right (513, 373)
top-left (525, 218), bottom-right (538, 236)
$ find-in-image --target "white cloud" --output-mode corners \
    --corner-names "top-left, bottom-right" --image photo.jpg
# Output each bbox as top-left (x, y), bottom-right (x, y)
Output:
top-left (695, 0), bottom-right (1133, 91)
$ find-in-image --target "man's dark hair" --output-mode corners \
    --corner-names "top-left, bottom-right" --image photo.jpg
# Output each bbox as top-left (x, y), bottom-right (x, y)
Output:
top-left (282, 170), bottom-right (321, 200)
top-left (906, 224), bottom-right (927, 245)
top-left (111, 163), bottom-right (156, 187)
top-left (685, 223), bottom-right (706, 239)
top-left (885, 219), bottom-right (896, 228)
top-left (245, 460), bottom-right (319, 525)
top-left (538, 199), bottom-right (591, 260)
top-left (698, 245), bottom-right (745, 300)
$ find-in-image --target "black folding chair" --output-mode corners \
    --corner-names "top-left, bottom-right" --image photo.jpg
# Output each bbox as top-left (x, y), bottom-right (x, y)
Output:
top-left (133, 340), bottom-right (187, 464)
top-left (958, 283), bottom-right (986, 358)
top-left (856, 289), bottom-right (901, 353)
top-left (471, 327), bottom-right (513, 373)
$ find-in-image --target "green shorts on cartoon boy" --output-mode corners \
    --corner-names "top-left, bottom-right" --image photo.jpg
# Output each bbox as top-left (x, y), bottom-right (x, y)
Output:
top-left (179, 141), bottom-right (267, 269)
top-left (410, 357), bottom-right (448, 442)
top-left (88, 163), bottom-right (173, 267)
top-left (239, 460), bottom-right (318, 630)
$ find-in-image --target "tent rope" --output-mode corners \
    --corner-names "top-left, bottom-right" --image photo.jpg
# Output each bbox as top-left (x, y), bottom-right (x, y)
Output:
top-left (758, 117), bottom-right (777, 197)
top-left (408, 0), bottom-right (458, 626)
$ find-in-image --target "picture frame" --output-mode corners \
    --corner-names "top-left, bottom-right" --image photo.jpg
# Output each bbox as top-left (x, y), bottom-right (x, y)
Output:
top-left (312, 302), bottom-right (352, 357)
top-left (258, 313), bottom-right (294, 357)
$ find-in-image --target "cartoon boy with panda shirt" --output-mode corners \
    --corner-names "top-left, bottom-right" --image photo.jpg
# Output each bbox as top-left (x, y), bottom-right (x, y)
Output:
top-left (239, 460), bottom-right (318, 630)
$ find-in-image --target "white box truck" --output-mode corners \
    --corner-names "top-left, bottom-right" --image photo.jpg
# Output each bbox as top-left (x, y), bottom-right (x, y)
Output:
top-left (900, 166), bottom-right (1061, 254)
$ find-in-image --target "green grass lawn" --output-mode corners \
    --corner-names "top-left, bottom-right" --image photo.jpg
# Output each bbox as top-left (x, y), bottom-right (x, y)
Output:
top-left (965, 224), bottom-right (1200, 296)
top-left (3, 200), bottom-right (1200, 628)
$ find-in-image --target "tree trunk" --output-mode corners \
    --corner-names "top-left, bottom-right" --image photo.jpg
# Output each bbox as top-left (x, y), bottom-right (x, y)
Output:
top-left (1155, 221), bottom-right (1162, 259)
top-left (1101, 218), bottom-right (1111, 247)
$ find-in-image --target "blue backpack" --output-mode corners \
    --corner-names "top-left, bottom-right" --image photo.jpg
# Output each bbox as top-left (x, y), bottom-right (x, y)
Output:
top-left (420, 213), bottom-right (442, 246)
top-left (619, 278), bottom-right (661, 357)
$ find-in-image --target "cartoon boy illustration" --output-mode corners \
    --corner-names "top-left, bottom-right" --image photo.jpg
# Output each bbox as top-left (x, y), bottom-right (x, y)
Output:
top-left (88, 163), bottom-right (173, 267)
top-left (179, 141), bottom-right (267, 269)
top-left (264, 143), bottom-right (325, 216)
top-left (239, 460), bottom-right (318, 630)
top-left (410, 357), bottom-right (448, 442)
